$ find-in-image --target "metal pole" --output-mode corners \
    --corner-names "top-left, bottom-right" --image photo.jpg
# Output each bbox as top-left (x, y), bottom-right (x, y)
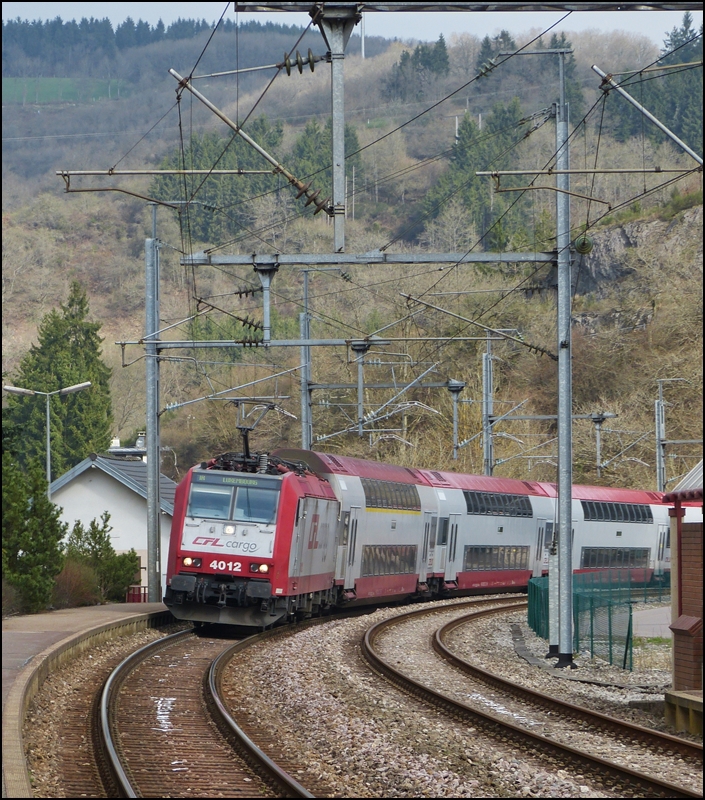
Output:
top-left (330, 22), bottom-right (346, 252)
top-left (254, 266), bottom-right (278, 344)
top-left (361, 12), bottom-right (365, 59)
top-left (317, 12), bottom-right (358, 252)
top-left (655, 383), bottom-right (666, 492)
top-left (592, 65), bottom-right (703, 166)
top-left (300, 271), bottom-right (311, 449)
top-left (547, 536), bottom-right (559, 657)
top-left (482, 340), bottom-right (494, 476)
top-left (447, 380), bottom-right (465, 460)
top-left (351, 342), bottom-right (368, 437)
top-left (145, 221), bottom-right (161, 603)
top-left (556, 52), bottom-right (574, 668)
top-left (595, 419), bottom-right (602, 478)
top-left (46, 393), bottom-right (52, 499)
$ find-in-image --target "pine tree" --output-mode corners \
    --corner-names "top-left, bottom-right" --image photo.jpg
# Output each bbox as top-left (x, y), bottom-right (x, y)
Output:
top-left (433, 34), bottom-right (450, 76)
top-left (4, 282), bottom-right (112, 479)
top-left (2, 455), bottom-right (67, 612)
top-left (475, 35), bottom-right (494, 73)
top-left (609, 14), bottom-right (702, 149)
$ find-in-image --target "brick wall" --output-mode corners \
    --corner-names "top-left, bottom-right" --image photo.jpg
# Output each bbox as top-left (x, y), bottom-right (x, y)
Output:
top-left (672, 521), bottom-right (703, 692)
top-left (681, 523), bottom-right (703, 618)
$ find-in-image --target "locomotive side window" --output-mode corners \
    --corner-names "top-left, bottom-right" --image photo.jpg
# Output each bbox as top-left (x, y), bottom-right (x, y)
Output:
top-left (463, 491), bottom-right (533, 518)
top-left (580, 501), bottom-right (654, 523)
top-left (188, 484), bottom-right (234, 519)
top-left (234, 487), bottom-right (279, 524)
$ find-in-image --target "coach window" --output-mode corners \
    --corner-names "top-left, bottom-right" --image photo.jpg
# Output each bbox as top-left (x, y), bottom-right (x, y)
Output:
top-left (438, 518), bottom-right (449, 546)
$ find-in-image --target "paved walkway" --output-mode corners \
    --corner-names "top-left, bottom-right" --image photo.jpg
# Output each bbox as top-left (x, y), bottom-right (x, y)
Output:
top-left (2, 602), bottom-right (167, 798)
top-left (632, 604), bottom-right (673, 639)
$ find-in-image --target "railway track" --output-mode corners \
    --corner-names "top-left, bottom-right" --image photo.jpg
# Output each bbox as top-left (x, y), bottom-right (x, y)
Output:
top-left (99, 628), bottom-right (314, 798)
top-left (361, 599), bottom-right (702, 799)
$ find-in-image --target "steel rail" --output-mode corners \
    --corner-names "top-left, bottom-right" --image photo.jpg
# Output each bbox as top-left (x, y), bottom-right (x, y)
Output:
top-left (435, 611), bottom-right (703, 764)
top-left (209, 640), bottom-right (315, 798)
top-left (361, 601), bottom-right (702, 799)
top-left (99, 629), bottom-right (193, 797)
top-left (99, 628), bottom-right (313, 798)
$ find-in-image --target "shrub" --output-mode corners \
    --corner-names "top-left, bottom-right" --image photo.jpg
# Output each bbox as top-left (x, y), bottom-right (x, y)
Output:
top-left (52, 559), bottom-right (100, 608)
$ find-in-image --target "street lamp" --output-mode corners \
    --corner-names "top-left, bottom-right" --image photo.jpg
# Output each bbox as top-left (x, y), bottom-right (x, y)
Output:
top-left (3, 381), bottom-right (92, 499)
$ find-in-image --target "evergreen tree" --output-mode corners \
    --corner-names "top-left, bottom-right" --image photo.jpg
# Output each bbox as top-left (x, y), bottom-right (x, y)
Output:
top-left (2, 455), bottom-right (67, 612)
top-left (4, 282), bottom-right (112, 479)
top-left (433, 34), bottom-right (450, 76)
top-left (115, 17), bottom-right (136, 50)
top-left (548, 33), bottom-right (584, 120)
top-left (152, 117), bottom-right (284, 244)
top-left (421, 98), bottom-right (528, 243)
top-left (66, 512), bottom-right (140, 601)
top-left (609, 13), bottom-right (702, 153)
top-left (384, 35), bottom-right (450, 101)
top-left (475, 35), bottom-right (494, 73)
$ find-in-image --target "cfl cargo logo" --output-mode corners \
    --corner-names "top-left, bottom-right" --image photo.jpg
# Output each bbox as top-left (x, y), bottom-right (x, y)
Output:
top-left (192, 536), bottom-right (225, 547)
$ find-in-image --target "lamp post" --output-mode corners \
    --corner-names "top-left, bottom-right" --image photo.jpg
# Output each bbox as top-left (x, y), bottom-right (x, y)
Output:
top-left (3, 381), bottom-right (92, 499)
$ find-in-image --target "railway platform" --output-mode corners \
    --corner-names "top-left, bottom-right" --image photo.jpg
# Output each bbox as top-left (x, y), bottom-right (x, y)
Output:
top-left (2, 602), bottom-right (169, 799)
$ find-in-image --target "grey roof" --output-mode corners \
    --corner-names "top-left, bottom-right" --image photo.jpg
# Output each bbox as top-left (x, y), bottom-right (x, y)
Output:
top-left (673, 459), bottom-right (703, 492)
top-left (50, 453), bottom-right (177, 515)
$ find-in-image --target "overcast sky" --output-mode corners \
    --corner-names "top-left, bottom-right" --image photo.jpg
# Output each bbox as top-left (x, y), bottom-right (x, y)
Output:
top-left (2, 2), bottom-right (702, 47)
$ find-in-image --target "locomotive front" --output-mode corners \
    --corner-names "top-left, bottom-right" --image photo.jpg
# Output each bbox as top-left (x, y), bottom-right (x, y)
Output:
top-left (164, 466), bottom-right (287, 626)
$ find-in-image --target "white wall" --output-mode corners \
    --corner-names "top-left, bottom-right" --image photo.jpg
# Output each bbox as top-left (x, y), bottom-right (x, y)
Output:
top-left (52, 467), bottom-right (171, 590)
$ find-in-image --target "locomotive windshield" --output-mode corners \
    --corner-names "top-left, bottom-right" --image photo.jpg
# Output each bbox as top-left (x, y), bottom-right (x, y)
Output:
top-left (234, 487), bottom-right (278, 524)
top-left (188, 484), bottom-right (233, 519)
top-left (187, 472), bottom-right (280, 523)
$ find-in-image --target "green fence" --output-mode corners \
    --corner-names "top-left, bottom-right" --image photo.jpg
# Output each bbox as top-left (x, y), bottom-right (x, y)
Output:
top-left (527, 571), bottom-right (670, 670)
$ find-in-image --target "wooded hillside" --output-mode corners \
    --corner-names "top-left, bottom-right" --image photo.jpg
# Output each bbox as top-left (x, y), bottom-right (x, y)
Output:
top-left (2, 14), bottom-right (702, 492)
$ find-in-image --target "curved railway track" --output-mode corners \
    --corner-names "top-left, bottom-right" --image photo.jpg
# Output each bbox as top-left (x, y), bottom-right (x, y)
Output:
top-left (99, 629), bottom-right (314, 798)
top-left (361, 599), bottom-right (702, 799)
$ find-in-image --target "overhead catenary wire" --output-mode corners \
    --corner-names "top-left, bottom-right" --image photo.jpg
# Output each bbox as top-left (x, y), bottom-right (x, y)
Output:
top-left (168, 12), bottom-right (696, 412)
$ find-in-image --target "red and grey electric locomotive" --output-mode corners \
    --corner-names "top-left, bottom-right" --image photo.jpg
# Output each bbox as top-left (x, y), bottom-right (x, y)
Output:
top-left (164, 448), bottom-right (687, 628)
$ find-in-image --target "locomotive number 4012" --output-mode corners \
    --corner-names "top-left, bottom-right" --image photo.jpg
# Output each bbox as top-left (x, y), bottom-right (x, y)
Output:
top-left (209, 560), bottom-right (242, 572)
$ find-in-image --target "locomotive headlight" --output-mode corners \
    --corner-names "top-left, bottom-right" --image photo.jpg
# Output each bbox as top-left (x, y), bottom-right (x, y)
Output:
top-left (183, 557), bottom-right (202, 567)
top-left (223, 524), bottom-right (236, 535)
top-left (258, 564), bottom-right (270, 573)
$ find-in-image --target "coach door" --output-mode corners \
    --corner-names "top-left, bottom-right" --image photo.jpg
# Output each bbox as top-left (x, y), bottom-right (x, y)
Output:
top-left (533, 519), bottom-right (548, 577)
top-left (421, 512), bottom-right (437, 581)
top-left (656, 523), bottom-right (670, 576)
top-left (341, 506), bottom-right (360, 590)
top-left (445, 514), bottom-right (461, 581)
